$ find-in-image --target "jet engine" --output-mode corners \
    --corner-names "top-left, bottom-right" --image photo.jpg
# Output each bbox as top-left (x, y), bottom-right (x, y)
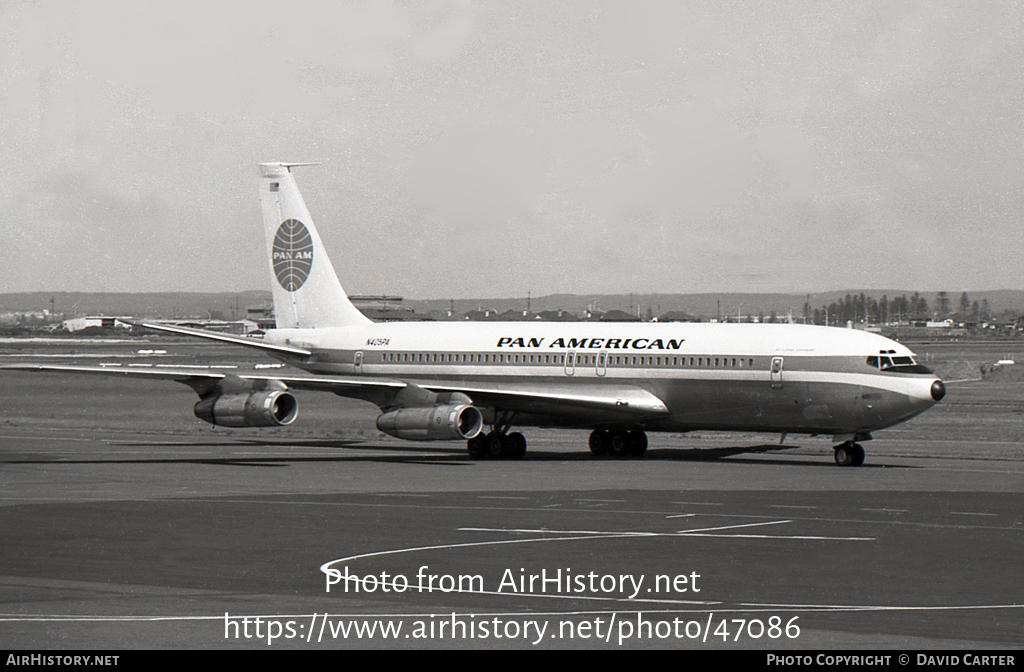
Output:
top-left (194, 390), bottom-right (299, 427)
top-left (376, 404), bottom-right (483, 441)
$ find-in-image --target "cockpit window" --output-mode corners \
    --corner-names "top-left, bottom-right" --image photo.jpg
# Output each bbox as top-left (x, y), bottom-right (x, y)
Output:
top-left (866, 351), bottom-right (933, 374)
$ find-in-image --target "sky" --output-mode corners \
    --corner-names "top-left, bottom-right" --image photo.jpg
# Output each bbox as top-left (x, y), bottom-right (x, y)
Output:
top-left (1, 1), bottom-right (1022, 298)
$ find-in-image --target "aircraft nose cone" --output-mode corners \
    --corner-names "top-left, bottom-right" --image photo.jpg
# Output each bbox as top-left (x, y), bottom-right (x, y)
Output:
top-left (931, 380), bottom-right (946, 402)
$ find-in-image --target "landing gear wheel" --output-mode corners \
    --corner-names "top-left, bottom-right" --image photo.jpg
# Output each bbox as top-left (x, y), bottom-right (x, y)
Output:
top-left (507, 432), bottom-right (527, 459)
top-left (626, 430), bottom-right (648, 457)
top-left (486, 432), bottom-right (507, 459)
top-left (589, 430), bottom-right (610, 456)
top-left (609, 431), bottom-right (629, 456)
top-left (849, 443), bottom-right (865, 467)
top-left (834, 443), bottom-right (857, 467)
top-left (467, 434), bottom-right (487, 459)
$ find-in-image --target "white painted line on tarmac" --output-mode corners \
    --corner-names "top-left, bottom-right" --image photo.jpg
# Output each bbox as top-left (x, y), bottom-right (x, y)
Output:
top-left (2, 602), bottom-right (1023, 623)
top-left (677, 520), bottom-right (791, 534)
top-left (460, 527), bottom-right (655, 536)
top-left (680, 533), bottom-right (874, 541)
top-left (949, 511), bottom-right (997, 516)
top-left (738, 601), bottom-right (1024, 613)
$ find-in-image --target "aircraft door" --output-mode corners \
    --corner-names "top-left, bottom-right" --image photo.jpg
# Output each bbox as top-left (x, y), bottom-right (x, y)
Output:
top-left (564, 350), bottom-right (575, 376)
top-left (596, 350), bottom-right (607, 376)
top-left (354, 350), bottom-right (363, 374)
top-left (770, 356), bottom-right (783, 388)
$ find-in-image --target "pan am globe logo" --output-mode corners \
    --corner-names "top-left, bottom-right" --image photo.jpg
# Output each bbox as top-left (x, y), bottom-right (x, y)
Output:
top-left (272, 219), bottom-right (314, 292)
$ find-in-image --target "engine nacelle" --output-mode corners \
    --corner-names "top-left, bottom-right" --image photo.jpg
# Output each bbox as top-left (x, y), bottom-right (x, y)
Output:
top-left (376, 404), bottom-right (483, 441)
top-left (194, 390), bottom-right (299, 427)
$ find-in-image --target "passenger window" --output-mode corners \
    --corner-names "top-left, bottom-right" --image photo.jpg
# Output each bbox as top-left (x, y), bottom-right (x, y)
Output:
top-left (866, 356), bottom-right (879, 368)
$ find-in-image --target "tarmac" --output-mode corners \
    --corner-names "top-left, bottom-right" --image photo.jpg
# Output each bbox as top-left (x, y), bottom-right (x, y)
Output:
top-left (0, 341), bottom-right (1021, 649)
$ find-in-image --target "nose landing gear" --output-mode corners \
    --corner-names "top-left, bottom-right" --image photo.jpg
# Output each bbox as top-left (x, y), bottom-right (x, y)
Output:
top-left (834, 442), bottom-right (865, 467)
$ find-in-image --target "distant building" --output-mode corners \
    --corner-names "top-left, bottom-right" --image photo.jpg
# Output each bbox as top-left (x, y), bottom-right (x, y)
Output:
top-left (598, 310), bottom-right (641, 322)
top-left (535, 310), bottom-right (578, 321)
top-left (349, 295), bottom-right (426, 322)
top-left (655, 311), bottom-right (697, 323)
top-left (62, 316), bottom-right (131, 333)
top-left (246, 305), bottom-right (276, 331)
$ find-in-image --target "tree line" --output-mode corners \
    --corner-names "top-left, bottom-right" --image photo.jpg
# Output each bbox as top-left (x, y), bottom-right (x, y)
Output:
top-left (806, 292), bottom-right (994, 327)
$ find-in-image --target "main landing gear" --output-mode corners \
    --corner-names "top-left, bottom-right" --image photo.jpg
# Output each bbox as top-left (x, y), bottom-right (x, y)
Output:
top-left (466, 431), bottom-right (526, 460)
top-left (833, 442), bottom-right (865, 467)
top-left (466, 410), bottom-right (526, 460)
top-left (588, 429), bottom-right (648, 458)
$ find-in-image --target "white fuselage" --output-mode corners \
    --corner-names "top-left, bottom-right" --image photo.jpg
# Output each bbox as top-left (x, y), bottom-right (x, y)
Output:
top-left (263, 321), bottom-right (941, 436)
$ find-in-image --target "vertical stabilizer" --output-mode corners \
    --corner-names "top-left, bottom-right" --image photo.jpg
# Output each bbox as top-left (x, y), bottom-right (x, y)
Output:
top-left (259, 163), bottom-right (371, 329)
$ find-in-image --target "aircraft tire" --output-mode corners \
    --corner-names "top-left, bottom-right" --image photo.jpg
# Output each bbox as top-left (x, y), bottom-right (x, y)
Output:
top-left (834, 444), bottom-right (854, 467)
top-left (486, 432), bottom-right (507, 459)
top-left (507, 432), bottom-right (527, 459)
top-left (626, 430), bottom-right (648, 457)
top-left (467, 434), bottom-right (487, 459)
top-left (849, 443), bottom-right (865, 467)
top-left (589, 430), bottom-right (610, 456)
top-left (609, 431), bottom-right (629, 457)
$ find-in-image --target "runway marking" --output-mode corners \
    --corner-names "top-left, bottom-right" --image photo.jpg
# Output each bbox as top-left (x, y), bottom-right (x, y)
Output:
top-left (3, 602), bottom-right (1024, 623)
top-left (949, 511), bottom-right (997, 517)
top-left (739, 602), bottom-right (1024, 613)
top-left (665, 514), bottom-right (696, 519)
top-left (860, 508), bottom-right (909, 513)
top-left (128, 498), bottom-right (1018, 535)
top-left (768, 505), bottom-right (816, 510)
top-left (457, 521), bottom-right (873, 542)
top-left (677, 520), bottom-right (793, 534)
top-left (460, 527), bottom-right (654, 536)
top-left (574, 499), bottom-right (626, 503)
top-left (0, 434), bottom-right (100, 442)
top-left (373, 493), bottom-right (432, 498)
top-left (476, 496), bottom-right (530, 500)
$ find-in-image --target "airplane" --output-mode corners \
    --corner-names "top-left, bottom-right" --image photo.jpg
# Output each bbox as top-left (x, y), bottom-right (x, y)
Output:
top-left (5, 162), bottom-right (946, 467)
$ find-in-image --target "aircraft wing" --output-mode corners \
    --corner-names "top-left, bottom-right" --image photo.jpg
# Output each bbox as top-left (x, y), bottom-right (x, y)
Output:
top-left (1, 364), bottom-right (668, 421)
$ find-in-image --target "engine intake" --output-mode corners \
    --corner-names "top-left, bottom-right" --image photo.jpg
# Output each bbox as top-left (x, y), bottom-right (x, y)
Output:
top-left (376, 404), bottom-right (483, 441)
top-left (194, 390), bottom-right (299, 427)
